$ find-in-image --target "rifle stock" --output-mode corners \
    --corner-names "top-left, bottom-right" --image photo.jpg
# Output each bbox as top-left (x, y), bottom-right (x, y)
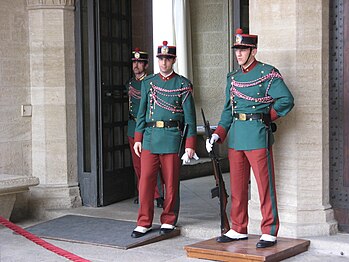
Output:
top-left (201, 108), bottom-right (230, 235)
top-left (178, 123), bottom-right (188, 157)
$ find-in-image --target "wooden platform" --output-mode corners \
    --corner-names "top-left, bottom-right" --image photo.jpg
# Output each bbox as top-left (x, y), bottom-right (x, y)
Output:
top-left (184, 234), bottom-right (310, 262)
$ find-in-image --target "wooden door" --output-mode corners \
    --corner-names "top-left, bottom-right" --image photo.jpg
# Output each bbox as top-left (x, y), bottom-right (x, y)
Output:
top-left (76, 0), bottom-right (134, 207)
top-left (97, 0), bottom-right (134, 206)
top-left (329, 0), bottom-right (349, 232)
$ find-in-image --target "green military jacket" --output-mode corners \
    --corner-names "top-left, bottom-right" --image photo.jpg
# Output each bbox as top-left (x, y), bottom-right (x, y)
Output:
top-left (126, 77), bottom-right (142, 138)
top-left (135, 72), bottom-right (197, 154)
top-left (215, 61), bottom-right (294, 150)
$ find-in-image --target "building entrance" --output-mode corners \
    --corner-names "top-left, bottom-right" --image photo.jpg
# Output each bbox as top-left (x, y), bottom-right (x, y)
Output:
top-left (76, 0), bottom-right (135, 207)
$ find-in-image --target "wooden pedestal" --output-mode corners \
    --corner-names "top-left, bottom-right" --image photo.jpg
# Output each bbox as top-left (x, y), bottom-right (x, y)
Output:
top-left (184, 234), bottom-right (310, 262)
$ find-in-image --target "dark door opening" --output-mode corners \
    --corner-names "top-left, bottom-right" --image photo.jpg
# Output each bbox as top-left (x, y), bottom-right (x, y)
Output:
top-left (76, 0), bottom-right (135, 207)
top-left (329, 0), bottom-right (349, 232)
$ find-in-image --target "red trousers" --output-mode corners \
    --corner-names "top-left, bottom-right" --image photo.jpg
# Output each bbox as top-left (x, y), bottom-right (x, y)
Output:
top-left (228, 147), bottom-right (279, 236)
top-left (128, 137), bottom-right (162, 199)
top-left (137, 150), bottom-right (181, 227)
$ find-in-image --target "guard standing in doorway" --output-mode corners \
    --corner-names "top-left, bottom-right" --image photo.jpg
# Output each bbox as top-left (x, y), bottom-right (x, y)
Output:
top-left (131, 41), bottom-right (197, 238)
top-left (127, 48), bottom-right (164, 208)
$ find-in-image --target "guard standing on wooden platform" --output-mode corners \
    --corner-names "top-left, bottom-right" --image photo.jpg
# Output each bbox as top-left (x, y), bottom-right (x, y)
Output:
top-left (206, 28), bottom-right (294, 248)
top-left (131, 41), bottom-right (197, 238)
top-left (127, 48), bottom-right (164, 208)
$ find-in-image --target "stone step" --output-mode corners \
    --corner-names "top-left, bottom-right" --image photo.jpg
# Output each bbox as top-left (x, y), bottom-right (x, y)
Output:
top-left (307, 233), bottom-right (349, 257)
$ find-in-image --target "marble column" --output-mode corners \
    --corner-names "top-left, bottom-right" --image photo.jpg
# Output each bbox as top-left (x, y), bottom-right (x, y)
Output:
top-left (27, 0), bottom-right (81, 218)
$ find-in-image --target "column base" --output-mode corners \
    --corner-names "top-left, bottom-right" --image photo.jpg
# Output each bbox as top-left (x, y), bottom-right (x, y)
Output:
top-left (248, 204), bottom-right (338, 238)
top-left (29, 185), bottom-right (82, 219)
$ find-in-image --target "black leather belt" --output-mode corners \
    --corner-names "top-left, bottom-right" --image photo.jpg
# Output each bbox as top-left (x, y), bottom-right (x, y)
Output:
top-left (129, 114), bottom-right (137, 121)
top-left (233, 113), bottom-right (264, 121)
top-left (146, 120), bottom-right (181, 128)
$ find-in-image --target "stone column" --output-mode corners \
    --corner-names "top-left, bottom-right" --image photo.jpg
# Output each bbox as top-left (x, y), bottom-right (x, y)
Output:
top-left (248, 0), bottom-right (337, 237)
top-left (27, 0), bottom-right (81, 218)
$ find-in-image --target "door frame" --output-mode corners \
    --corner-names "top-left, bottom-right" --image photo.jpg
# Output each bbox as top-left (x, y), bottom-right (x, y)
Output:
top-left (76, 0), bottom-right (135, 207)
top-left (76, 0), bottom-right (100, 207)
top-left (329, 0), bottom-right (349, 233)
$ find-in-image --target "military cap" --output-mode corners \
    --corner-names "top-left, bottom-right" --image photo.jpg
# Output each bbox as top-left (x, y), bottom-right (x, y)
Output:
top-left (132, 48), bottom-right (149, 61)
top-left (232, 28), bottom-right (258, 49)
top-left (156, 41), bottom-right (176, 57)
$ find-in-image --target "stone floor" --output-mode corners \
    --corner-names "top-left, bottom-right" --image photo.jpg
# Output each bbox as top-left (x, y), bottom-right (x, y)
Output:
top-left (1, 174), bottom-right (349, 262)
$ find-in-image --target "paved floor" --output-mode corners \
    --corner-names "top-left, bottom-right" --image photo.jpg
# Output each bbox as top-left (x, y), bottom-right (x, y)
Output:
top-left (1, 174), bottom-right (349, 262)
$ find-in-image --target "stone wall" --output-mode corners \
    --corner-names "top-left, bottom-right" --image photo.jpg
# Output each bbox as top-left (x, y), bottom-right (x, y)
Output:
top-left (190, 0), bottom-right (231, 123)
top-left (248, 0), bottom-right (336, 237)
top-left (0, 0), bottom-right (32, 221)
top-left (0, 1), bottom-right (31, 178)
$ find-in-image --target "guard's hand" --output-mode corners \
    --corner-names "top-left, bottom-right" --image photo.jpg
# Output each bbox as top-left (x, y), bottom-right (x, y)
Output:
top-left (134, 142), bottom-right (142, 157)
top-left (206, 134), bottom-right (219, 153)
top-left (185, 148), bottom-right (195, 159)
top-left (181, 149), bottom-right (199, 165)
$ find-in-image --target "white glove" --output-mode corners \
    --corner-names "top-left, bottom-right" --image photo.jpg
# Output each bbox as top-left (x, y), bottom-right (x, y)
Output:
top-left (206, 134), bottom-right (219, 153)
top-left (181, 152), bottom-right (199, 165)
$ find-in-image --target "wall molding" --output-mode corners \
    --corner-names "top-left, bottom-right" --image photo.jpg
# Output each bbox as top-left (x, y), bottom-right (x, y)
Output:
top-left (27, 0), bottom-right (75, 10)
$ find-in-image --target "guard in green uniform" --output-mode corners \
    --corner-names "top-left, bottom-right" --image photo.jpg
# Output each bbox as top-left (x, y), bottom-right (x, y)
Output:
top-left (206, 28), bottom-right (294, 248)
top-left (131, 41), bottom-right (197, 238)
top-left (127, 48), bottom-right (164, 208)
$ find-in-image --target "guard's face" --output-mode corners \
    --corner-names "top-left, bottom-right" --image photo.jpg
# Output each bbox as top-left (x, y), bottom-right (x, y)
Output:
top-left (235, 48), bottom-right (257, 66)
top-left (158, 56), bottom-right (176, 75)
top-left (132, 61), bottom-right (147, 75)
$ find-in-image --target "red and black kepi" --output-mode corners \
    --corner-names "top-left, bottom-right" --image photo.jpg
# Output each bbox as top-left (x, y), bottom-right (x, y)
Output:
top-left (156, 41), bottom-right (176, 57)
top-left (132, 47), bottom-right (149, 61)
top-left (232, 28), bottom-right (258, 49)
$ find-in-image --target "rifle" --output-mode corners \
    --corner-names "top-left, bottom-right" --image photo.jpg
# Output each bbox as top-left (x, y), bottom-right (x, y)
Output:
top-left (201, 108), bottom-right (230, 235)
top-left (178, 123), bottom-right (188, 157)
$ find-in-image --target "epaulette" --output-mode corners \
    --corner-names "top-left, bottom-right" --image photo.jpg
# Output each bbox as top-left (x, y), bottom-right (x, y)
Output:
top-left (179, 75), bottom-right (192, 86)
top-left (143, 73), bottom-right (157, 81)
top-left (260, 62), bottom-right (275, 73)
top-left (227, 69), bottom-right (240, 78)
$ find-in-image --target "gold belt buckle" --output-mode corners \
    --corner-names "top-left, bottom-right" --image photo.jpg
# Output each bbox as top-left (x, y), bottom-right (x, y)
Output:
top-left (239, 113), bottom-right (247, 121)
top-left (155, 121), bottom-right (165, 128)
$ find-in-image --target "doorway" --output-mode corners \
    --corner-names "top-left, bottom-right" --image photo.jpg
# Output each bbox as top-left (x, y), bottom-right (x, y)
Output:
top-left (329, 0), bottom-right (349, 232)
top-left (76, 0), bottom-right (135, 207)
